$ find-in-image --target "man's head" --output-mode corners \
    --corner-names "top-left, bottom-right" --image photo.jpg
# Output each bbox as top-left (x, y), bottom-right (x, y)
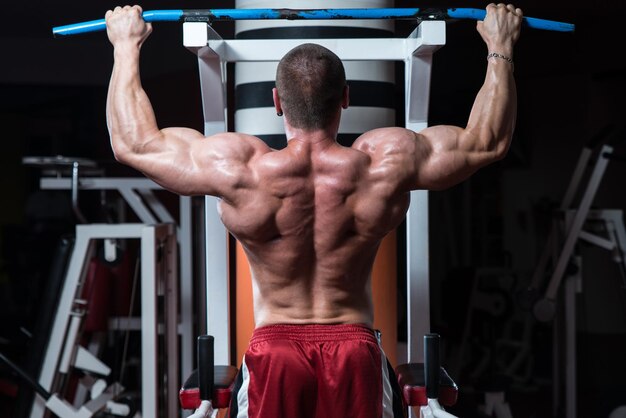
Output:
top-left (275, 43), bottom-right (347, 131)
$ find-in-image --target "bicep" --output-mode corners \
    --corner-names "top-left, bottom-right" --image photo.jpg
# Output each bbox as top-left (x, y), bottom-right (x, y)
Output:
top-left (412, 125), bottom-right (498, 190)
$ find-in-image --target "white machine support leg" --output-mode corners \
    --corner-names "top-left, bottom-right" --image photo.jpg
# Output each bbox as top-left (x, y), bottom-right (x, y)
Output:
top-left (204, 198), bottom-right (231, 366)
top-left (404, 21), bottom-right (445, 364)
top-left (406, 190), bottom-right (430, 363)
top-left (185, 22), bottom-right (232, 366)
top-left (179, 196), bottom-right (194, 381)
top-left (141, 226), bottom-right (159, 418)
top-left (141, 224), bottom-right (179, 417)
top-left (164, 225), bottom-right (180, 418)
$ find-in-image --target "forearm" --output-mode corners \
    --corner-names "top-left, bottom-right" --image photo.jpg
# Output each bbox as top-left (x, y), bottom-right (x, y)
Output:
top-left (106, 44), bottom-right (161, 162)
top-left (464, 56), bottom-right (517, 159)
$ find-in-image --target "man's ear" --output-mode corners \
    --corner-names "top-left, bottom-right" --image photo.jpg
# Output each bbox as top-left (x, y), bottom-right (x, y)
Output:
top-left (341, 85), bottom-right (349, 109)
top-left (273, 88), bottom-right (283, 115)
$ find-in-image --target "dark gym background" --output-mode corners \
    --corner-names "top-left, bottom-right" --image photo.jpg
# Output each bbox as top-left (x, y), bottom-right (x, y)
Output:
top-left (1, 1), bottom-right (625, 417)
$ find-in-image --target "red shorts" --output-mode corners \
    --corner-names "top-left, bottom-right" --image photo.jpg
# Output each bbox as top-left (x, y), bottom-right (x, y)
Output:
top-left (228, 324), bottom-right (405, 418)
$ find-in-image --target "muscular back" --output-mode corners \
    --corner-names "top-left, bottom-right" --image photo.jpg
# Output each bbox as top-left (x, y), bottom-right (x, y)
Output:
top-left (218, 132), bottom-right (411, 327)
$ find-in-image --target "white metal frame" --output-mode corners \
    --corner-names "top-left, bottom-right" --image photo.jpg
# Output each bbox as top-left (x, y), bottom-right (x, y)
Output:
top-left (531, 143), bottom-right (626, 418)
top-left (183, 20), bottom-right (446, 367)
top-left (30, 223), bottom-right (179, 418)
top-left (555, 209), bottom-right (626, 418)
top-left (40, 177), bottom-right (194, 382)
top-left (542, 145), bottom-right (614, 304)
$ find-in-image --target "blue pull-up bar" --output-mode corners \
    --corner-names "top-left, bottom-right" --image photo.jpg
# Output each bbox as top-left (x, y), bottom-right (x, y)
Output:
top-left (52, 8), bottom-right (575, 37)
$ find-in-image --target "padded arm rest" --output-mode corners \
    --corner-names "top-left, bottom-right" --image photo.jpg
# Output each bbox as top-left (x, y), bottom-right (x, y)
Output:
top-left (395, 363), bottom-right (458, 407)
top-left (179, 365), bottom-right (238, 410)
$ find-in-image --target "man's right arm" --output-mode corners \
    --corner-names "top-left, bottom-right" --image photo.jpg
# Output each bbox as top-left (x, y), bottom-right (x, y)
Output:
top-left (355, 4), bottom-right (522, 192)
top-left (105, 6), bottom-right (270, 202)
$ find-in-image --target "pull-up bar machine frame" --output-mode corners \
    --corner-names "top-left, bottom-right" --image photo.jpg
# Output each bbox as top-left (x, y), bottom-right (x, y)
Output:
top-left (183, 18), bottom-right (444, 368)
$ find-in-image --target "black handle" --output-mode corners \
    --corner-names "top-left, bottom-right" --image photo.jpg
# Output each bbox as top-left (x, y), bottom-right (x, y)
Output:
top-left (198, 335), bottom-right (215, 401)
top-left (424, 333), bottom-right (440, 400)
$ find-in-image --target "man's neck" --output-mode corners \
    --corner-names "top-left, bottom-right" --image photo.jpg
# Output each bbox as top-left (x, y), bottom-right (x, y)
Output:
top-left (283, 113), bottom-right (341, 145)
top-left (286, 129), bottom-right (337, 145)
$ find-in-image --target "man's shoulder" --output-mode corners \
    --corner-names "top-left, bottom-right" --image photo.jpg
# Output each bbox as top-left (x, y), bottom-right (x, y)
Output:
top-left (215, 132), bottom-right (272, 147)
top-left (351, 127), bottom-right (417, 154)
top-left (208, 132), bottom-right (274, 159)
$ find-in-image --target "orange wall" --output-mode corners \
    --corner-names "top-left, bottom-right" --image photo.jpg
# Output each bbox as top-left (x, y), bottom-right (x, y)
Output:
top-left (235, 241), bottom-right (255, 364)
top-left (234, 231), bottom-right (398, 366)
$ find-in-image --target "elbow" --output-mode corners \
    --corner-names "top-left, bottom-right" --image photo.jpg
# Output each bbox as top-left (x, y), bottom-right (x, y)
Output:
top-left (110, 136), bottom-right (134, 166)
top-left (492, 134), bottom-right (512, 161)
top-left (474, 130), bottom-right (511, 163)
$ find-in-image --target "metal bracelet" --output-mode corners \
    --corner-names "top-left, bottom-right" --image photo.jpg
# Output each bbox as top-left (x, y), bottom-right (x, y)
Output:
top-left (487, 52), bottom-right (514, 64)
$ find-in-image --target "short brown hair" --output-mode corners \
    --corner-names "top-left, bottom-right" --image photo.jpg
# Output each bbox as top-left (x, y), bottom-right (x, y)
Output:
top-left (276, 43), bottom-right (346, 130)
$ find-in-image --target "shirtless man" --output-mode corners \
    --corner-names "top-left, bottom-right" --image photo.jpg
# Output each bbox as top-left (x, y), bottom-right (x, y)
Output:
top-left (105, 3), bottom-right (521, 417)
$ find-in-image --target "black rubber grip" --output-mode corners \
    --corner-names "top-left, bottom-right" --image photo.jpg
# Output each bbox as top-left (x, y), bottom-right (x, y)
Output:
top-left (198, 335), bottom-right (215, 401)
top-left (424, 333), bottom-right (440, 400)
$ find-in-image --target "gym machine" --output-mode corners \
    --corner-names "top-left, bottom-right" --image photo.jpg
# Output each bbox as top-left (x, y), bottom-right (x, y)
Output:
top-left (524, 128), bottom-right (626, 418)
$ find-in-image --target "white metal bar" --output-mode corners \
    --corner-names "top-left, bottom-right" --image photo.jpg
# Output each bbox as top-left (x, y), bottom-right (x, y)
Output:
top-left (578, 229), bottom-right (615, 251)
top-left (545, 145), bottom-right (613, 300)
top-left (31, 230), bottom-right (92, 418)
top-left (140, 226), bottom-right (159, 418)
top-left (404, 22), bottom-right (445, 366)
top-left (119, 187), bottom-right (158, 224)
top-left (41, 177), bottom-right (162, 190)
top-left (610, 211), bottom-right (626, 275)
top-left (204, 197), bottom-right (231, 365)
top-left (140, 227), bottom-right (158, 417)
top-left (187, 26), bottom-right (232, 366)
top-left (162, 225), bottom-right (180, 418)
top-left (405, 22), bottom-right (445, 131)
top-left (179, 196), bottom-right (194, 383)
top-left (205, 37), bottom-right (423, 62)
top-left (406, 190), bottom-right (430, 364)
top-left (58, 313), bottom-right (83, 374)
top-left (185, 21), bottom-right (445, 62)
top-left (188, 25), bottom-right (228, 136)
top-left (137, 189), bottom-right (176, 223)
